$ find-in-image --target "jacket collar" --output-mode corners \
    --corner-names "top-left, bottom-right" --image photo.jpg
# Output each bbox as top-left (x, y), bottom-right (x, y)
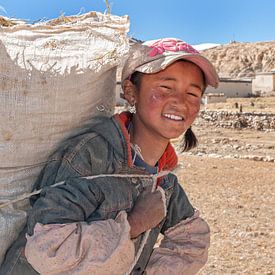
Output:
top-left (114, 111), bottom-right (178, 172)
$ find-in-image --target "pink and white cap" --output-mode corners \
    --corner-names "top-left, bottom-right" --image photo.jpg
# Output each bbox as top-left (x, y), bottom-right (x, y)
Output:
top-left (122, 38), bottom-right (219, 88)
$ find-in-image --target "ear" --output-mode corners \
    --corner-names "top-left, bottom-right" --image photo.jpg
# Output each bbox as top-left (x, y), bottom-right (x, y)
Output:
top-left (122, 80), bottom-right (137, 105)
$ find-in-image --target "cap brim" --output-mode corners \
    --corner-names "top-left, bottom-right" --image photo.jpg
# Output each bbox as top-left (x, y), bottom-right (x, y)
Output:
top-left (135, 53), bottom-right (219, 88)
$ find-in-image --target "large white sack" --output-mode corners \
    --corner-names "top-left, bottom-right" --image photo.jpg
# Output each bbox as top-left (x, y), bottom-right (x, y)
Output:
top-left (0, 11), bottom-right (129, 265)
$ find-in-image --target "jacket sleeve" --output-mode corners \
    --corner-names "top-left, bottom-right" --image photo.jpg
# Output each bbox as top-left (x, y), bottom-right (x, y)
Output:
top-left (145, 210), bottom-right (210, 275)
top-left (146, 175), bottom-right (210, 274)
top-left (27, 175), bottom-right (137, 235)
top-left (25, 211), bottom-right (135, 275)
top-left (27, 177), bottom-right (103, 235)
top-left (25, 164), bottom-right (138, 274)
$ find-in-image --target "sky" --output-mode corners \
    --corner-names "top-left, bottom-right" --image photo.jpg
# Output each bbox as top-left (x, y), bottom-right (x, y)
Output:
top-left (0, 0), bottom-right (275, 45)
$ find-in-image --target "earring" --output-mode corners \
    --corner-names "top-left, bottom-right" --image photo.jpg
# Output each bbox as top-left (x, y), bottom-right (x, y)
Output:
top-left (128, 103), bottom-right (136, 114)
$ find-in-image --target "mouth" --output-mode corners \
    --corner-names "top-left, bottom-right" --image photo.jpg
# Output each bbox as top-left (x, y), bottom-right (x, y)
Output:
top-left (162, 113), bottom-right (184, 121)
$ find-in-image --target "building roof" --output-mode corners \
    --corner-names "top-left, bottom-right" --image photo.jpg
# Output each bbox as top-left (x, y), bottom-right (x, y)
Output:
top-left (219, 78), bottom-right (252, 83)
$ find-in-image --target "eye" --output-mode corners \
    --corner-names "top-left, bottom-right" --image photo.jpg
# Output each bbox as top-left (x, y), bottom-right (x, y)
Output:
top-left (160, 85), bottom-right (172, 90)
top-left (187, 88), bottom-right (202, 98)
top-left (187, 92), bottom-right (200, 97)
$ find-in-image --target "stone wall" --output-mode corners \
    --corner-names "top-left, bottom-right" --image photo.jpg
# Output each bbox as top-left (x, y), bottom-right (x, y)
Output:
top-left (199, 110), bottom-right (275, 131)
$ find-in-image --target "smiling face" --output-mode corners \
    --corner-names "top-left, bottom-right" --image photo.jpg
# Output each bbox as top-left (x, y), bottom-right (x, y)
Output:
top-left (124, 60), bottom-right (205, 147)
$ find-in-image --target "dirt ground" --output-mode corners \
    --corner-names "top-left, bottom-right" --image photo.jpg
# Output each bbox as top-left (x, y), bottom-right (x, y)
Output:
top-left (176, 156), bottom-right (274, 275)
top-left (174, 97), bottom-right (275, 275)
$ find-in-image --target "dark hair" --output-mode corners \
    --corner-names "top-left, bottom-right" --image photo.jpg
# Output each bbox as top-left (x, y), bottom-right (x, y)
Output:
top-left (129, 71), bottom-right (143, 89)
top-left (130, 68), bottom-right (200, 152)
top-left (180, 127), bottom-right (198, 152)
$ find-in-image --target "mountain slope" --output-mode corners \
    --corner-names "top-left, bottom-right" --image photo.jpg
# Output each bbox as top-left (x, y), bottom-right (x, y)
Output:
top-left (202, 41), bottom-right (275, 78)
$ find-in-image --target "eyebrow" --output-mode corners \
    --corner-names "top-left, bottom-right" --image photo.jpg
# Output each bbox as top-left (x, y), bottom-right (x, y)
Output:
top-left (159, 76), bottom-right (203, 91)
top-left (190, 83), bottom-right (203, 91)
top-left (159, 76), bottom-right (177, 81)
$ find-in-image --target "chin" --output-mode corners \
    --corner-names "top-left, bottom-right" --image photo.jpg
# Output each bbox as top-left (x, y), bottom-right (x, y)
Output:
top-left (163, 131), bottom-right (184, 140)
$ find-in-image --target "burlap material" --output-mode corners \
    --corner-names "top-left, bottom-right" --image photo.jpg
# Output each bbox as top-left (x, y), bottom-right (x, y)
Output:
top-left (0, 11), bottom-right (129, 265)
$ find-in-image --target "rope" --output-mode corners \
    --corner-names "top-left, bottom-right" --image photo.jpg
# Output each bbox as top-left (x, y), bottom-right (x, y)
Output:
top-left (0, 171), bottom-right (169, 210)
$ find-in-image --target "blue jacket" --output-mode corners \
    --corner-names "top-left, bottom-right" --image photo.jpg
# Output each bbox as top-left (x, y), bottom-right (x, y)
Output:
top-left (0, 113), bottom-right (194, 275)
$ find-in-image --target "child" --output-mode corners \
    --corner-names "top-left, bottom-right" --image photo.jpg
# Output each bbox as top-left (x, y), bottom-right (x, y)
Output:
top-left (0, 38), bottom-right (219, 275)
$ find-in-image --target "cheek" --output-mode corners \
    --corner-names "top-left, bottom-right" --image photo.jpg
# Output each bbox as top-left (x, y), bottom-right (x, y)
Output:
top-left (192, 103), bottom-right (201, 114)
top-left (148, 88), bottom-right (168, 106)
top-left (188, 103), bottom-right (200, 121)
top-left (138, 88), bottom-right (165, 119)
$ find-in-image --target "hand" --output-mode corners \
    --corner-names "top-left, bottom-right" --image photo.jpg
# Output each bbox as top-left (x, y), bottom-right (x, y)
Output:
top-left (127, 187), bottom-right (166, 239)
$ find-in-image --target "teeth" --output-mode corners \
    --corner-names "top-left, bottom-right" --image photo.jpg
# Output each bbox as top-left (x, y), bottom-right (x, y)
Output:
top-left (163, 113), bottom-right (183, 121)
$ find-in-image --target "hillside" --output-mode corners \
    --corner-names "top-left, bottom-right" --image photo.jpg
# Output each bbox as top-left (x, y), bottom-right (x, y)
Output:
top-left (202, 40), bottom-right (275, 78)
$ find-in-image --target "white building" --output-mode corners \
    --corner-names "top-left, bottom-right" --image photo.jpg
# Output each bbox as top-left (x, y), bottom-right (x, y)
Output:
top-left (252, 71), bottom-right (275, 95)
top-left (206, 78), bottom-right (252, 98)
top-left (203, 93), bottom-right (227, 104)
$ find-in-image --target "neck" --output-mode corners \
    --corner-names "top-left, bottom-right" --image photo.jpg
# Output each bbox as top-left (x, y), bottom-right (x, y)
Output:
top-left (129, 121), bottom-right (169, 167)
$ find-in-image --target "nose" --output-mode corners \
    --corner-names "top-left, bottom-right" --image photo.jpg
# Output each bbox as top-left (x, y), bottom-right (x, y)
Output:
top-left (169, 93), bottom-right (186, 110)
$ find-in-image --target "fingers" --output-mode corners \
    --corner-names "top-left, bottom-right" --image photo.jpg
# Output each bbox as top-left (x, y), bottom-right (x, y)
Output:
top-left (127, 186), bottom-right (167, 238)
